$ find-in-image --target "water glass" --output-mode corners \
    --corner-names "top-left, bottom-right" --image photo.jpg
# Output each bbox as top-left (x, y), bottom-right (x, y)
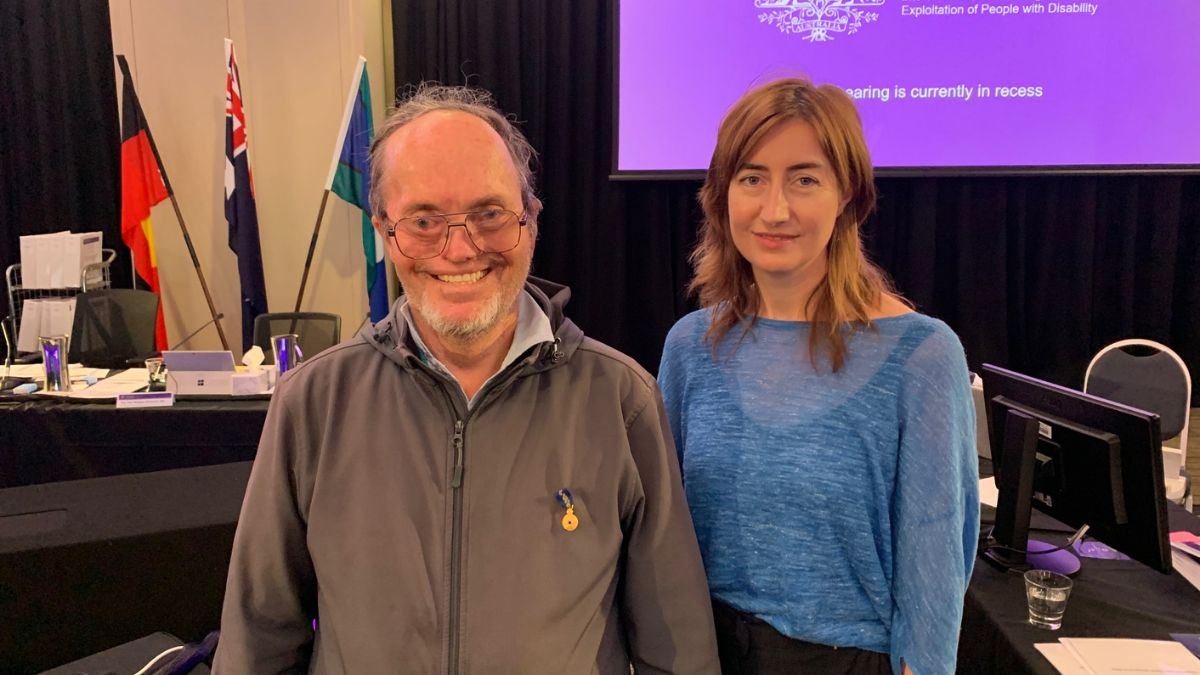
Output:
top-left (271, 334), bottom-right (304, 374)
top-left (145, 357), bottom-right (167, 391)
top-left (39, 335), bottom-right (71, 392)
top-left (1024, 569), bottom-right (1073, 630)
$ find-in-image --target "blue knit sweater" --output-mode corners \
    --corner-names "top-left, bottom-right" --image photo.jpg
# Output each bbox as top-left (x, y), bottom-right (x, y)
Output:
top-left (658, 309), bottom-right (979, 675)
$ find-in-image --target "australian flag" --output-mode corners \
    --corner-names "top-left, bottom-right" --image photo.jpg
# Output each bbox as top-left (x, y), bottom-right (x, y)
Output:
top-left (224, 39), bottom-right (269, 351)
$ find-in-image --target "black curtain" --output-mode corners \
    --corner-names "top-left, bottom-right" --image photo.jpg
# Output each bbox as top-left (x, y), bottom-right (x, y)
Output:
top-left (0, 0), bottom-right (128, 305)
top-left (391, 0), bottom-right (1200, 396)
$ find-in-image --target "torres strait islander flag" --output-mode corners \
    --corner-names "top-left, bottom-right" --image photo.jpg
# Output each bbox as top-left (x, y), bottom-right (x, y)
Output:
top-left (118, 55), bottom-right (169, 350)
top-left (224, 39), bottom-right (269, 351)
top-left (326, 57), bottom-right (388, 323)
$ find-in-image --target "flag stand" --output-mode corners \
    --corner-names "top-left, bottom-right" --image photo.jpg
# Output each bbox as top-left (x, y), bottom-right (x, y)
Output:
top-left (116, 56), bottom-right (230, 353)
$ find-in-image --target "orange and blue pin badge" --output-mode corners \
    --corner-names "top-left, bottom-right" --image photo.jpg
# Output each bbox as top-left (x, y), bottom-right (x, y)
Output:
top-left (556, 488), bottom-right (579, 532)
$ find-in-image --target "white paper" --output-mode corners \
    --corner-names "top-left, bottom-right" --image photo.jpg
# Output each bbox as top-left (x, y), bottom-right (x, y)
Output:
top-left (979, 476), bottom-right (999, 507)
top-left (16, 299), bottom-right (45, 353)
top-left (1171, 550), bottom-right (1200, 594)
top-left (27, 234), bottom-right (52, 285)
top-left (1060, 638), bottom-right (1200, 675)
top-left (6, 363), bottom-right (48, 378)
top-left (68, 366), bottom-right (111, 379)
top-left (16, 231), bottom-right (102, 289)
top-left (32, 234), bottom-right (56, 288)
top-left (37, 368), bottom-right (148, 400)
top-left (15, 298), bottom-right (76, 353)
top-left (4, 364), bottom-right (109, 379)
top-left (44, 234), bottom-right (65, 288)
top-left (1035, 643), bottom-right (1090, 675)
top-left (18, 236), bottom-right (36, 283)
top-left (73, 232), bottom-right (103, 287)
top-left (59, 233), bottom-right (81, 287)
top-left (44, 297), bottom-right (76, 338)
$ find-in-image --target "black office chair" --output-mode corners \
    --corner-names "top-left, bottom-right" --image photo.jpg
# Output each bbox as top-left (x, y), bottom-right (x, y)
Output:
top-left (252, 312), bottom-right (341, 365)
top-left (69, 288), bottom-right (159, 368)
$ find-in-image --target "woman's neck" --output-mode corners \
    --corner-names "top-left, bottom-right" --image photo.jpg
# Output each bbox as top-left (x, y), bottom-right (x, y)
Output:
top-left (754, 259), bottom-right (826, 321)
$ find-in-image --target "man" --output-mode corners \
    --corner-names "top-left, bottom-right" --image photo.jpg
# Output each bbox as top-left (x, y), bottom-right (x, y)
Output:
top-left (213, 84), bottom-right (719, 674)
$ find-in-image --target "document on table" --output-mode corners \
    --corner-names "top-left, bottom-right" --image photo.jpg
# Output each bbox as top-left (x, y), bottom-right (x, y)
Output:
top-left (1054, 638), bottom-right (1200, 674)
top-left (1171, 532), bottom-right (1200, 593)
top-left (1036, 644), bottom-right (1090, 675)
top-left (37, 369), bottom-right (147, 399)
top-left (5, 364), bottom-right (109, 379)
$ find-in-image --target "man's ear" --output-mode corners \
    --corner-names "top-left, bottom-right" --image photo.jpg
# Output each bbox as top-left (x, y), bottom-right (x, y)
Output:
top-left (528, 196), bottom-right (544, 219)
top-left (526, 197), bottom-right (544, 239)
top-left (371, 214), bottom-right (387, 234)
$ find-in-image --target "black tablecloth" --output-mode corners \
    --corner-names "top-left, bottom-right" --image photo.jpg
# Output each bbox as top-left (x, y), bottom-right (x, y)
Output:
top-left (958, 503), bottom-right (1200, 674)
top-left (0, 397), bottom-right (267, 672)
top-left (0, 397), bottom-right (268, 487)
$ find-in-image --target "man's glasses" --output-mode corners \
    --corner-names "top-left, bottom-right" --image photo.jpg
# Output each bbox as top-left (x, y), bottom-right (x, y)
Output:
top-left (384, 208), bottom-right (528, 260)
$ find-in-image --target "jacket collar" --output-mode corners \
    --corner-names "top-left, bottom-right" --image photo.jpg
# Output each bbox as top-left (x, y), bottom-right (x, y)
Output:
top-left (360, 275), bottom-right (584, 374)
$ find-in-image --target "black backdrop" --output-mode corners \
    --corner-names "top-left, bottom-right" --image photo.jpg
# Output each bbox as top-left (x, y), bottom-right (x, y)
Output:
top-left (391, 0), bottom-right (1200, 394)
top-left (0, 0), bottom-right (129, 293)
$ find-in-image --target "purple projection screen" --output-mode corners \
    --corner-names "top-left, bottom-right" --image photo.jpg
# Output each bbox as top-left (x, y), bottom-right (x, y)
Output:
top-left (616, 1), bottom-right (1200, 175)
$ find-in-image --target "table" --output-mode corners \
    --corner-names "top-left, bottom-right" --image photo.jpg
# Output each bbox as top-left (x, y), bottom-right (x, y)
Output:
top-left (958, 503), bottom-right (1200, 674)
top-left (0, 397), bottom-right (268, 487)
top-left (0, 397), bottom-right (269, 672)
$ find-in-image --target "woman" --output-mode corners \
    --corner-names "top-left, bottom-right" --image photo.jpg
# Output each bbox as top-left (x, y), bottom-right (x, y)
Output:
top-left (658, 78), bottom-right (979, 675)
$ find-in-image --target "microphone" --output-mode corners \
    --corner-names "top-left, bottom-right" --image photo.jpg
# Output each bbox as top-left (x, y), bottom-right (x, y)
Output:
top-left (168, 313), bottom-right (226, 351)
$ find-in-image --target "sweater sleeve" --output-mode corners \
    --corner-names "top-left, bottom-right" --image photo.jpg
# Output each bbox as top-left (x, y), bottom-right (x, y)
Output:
top-left (888, 326), bottom-right (980, 675)
top-left (656, 320), bottom-right (690, 469)
top-left (213, 377), bottom-right (317, 674)
top-left (620, 382), bottom-right (721, 674)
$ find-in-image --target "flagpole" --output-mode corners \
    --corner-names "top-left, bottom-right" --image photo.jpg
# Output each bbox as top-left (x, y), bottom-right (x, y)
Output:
top-left (291, 56), bottom-right (368, 317)
top-left (293, 189), bottom-right (330, 314)
top-left (116, 56), bottom-right (231, 353)
top-left (166, 195), bottom-right (232, 352)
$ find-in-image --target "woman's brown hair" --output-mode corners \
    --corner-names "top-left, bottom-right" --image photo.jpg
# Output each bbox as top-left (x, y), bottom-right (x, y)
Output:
top-left (689, 77), bottom-right (902, 372)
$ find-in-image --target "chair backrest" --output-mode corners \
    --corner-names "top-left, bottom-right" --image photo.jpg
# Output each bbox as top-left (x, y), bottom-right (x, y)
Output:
top-left (69, 289), bottom-right (159, 368)
top-left (252, 312), bottom-right (342, 365)
top-left (1083, 339), bottom-right (1191, 452)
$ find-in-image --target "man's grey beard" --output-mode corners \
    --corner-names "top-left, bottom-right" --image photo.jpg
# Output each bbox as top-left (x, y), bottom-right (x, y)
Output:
top-left (411, 283), bottom-right (516, 342)
top-left (403, 257), bottom-right (530, 343)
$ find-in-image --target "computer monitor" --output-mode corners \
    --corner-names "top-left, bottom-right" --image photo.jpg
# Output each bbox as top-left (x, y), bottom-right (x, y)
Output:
top-left (980, 364), bottom-right (1172, 575)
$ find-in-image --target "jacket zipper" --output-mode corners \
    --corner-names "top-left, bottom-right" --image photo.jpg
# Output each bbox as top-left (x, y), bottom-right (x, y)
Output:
top-left (439, 344), bottom-right (555, 675)
top-left (448, 418), bottom-right (465, 675)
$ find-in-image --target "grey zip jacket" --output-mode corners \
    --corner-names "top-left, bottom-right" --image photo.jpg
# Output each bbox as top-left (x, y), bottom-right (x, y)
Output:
top-left (214, 278), bottom-right (720, 674)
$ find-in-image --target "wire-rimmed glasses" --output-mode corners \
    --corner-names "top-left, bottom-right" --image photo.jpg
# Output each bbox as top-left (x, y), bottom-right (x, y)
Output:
top-left (383, 208), bottom-right (528, 260)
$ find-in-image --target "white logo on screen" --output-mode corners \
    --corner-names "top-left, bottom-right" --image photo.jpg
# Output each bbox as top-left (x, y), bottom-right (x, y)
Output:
top-left (756, 0), bottom-right (885, 42)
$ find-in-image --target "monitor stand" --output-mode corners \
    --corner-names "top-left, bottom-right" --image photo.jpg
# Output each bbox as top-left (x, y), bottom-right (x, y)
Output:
top-left (983, 407), bottom-right (1082, 577)
top-left (1025, 539), bottom-right (1082, 576)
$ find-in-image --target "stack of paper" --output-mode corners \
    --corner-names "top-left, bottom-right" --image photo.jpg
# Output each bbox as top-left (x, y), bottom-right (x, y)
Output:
top-left (16, 297), bottom-right (76, 353)
top-left (18, 231), bottom-right (103, 289)
top-left (3, 363), bottom-right (106, 378)
top-left (1171, 532), bottom-right (1200, 593)
top-left (1037, 638), bottom-right (1200, 674)
top-left (37, 368), bottom-right (146, 400)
